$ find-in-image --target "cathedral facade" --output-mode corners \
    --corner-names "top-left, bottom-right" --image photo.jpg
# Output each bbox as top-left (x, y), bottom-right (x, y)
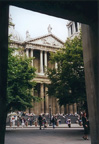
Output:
top-left (24, 28), bottom-right (65, 115)
top-left (9, 16), bottom-right (78, 115)
top-left (9, 17), bottom-right (66, 115)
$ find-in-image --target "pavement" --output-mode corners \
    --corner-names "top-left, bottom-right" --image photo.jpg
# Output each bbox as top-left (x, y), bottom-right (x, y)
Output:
top-left (5, 125), bottom-right (91, 144)
top-left (6, 124), bottom-right (83, 129)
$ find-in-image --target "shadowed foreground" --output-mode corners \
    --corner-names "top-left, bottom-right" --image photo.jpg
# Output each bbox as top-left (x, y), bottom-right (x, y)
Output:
top-left (5, 128), bottom-right (91, 144)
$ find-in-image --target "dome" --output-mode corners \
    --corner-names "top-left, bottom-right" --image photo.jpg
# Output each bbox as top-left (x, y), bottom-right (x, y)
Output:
top-left (9, 26), bottom-right (24, 42)
top-left (9, 14), bottom-right (24, 42)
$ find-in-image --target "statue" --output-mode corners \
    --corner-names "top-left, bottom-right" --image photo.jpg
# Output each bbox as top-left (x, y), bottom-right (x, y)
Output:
top-left (26, 30), bottom-right (30, 39)
top-left (47, 24), bottom-right (52, 34)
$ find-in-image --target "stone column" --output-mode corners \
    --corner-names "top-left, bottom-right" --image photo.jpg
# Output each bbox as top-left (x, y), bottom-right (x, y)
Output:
top-left (40, 50), bottom-right (43, 73)
top-left (56, 99), bottom-right (60, 114)
top-left (32, 89), bottom-right (39, 115)
top-left (78, 23), bottom-right (80, 32)
top-left (52, 97), bottom-right (56, 114)
top-left (48, 96), bottom-right (51, 114)
top-left (44, 51), bottom-right (47, 73)
top-left (45, 87), bottom-right (49, 113)
top-left (40, 83), bottom-right (44, 114)
top-left (74, 22), bottom-right (76, 33)
top-left (69, 104), bottom-right (73, 114)
top-left (26, 49), bottom-right (29, 57)
top-left (30, 49), bottom-right (33, 67)
top-left (65, 104), bottom-right (69, 114)
top-left (34, 84), bottom-right (40, 115)
top-left (73, 103), bottom-right (77, 114)
top-left (60, 105), bottom-right (64, 114)
top-left (82, 24), bottom-right (98, 144)
top-left (32, 89), bottom-right (36, 114)
top-left (55, 98), bottom-right (57, 114)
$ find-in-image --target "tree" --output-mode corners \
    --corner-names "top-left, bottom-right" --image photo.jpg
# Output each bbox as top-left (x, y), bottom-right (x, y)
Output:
top-left (46, 32), bottom-right (87, 111)
top-left (7, 46), bottom-right (40, 112)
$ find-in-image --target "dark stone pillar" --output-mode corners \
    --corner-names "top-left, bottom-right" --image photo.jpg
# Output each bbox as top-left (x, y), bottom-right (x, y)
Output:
top-left (0, 2), bottom-right (9, 144)
top-left (82, 23), bottom-right (98, 144)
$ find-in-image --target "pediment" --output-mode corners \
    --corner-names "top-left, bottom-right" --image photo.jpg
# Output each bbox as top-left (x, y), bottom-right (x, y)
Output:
top-left (26, 34), bottom-right (64, 48)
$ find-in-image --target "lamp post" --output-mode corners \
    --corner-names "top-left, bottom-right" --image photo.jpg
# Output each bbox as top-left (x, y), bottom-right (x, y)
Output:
top-left (49, 104), bottom-right (51, 126)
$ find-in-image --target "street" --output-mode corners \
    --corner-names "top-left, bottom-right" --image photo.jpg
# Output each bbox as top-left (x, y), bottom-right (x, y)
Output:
top-left (5, 127), bottom-right (91, 144)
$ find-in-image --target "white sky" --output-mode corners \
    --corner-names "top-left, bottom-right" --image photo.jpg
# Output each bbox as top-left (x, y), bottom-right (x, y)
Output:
top-left (9, 6), bottom-right (69, 42)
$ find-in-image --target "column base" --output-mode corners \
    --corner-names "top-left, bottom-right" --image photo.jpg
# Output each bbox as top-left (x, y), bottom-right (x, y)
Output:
top-left (36, 72), bottom-right (45, 76)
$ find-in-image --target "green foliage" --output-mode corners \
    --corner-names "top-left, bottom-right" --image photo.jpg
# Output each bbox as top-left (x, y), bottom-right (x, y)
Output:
top-left (47, 32), bottom-right (87, 107)
top-left (7, 46), bottom-right (40, 112)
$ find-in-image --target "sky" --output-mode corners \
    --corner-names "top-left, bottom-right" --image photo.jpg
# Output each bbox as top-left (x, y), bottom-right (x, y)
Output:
top-left (9, 6), bottom-right (69, 42)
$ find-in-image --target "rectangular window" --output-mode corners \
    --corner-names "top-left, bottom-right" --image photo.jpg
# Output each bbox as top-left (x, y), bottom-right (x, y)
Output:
top-left (71, 25), bottom-right (73, 35)
top-left (75, 22), bottom-right (78, 32)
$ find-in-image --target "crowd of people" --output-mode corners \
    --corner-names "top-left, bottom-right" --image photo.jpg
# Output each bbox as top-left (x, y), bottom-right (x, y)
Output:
top-left (8, 111), bottom-right (90, 140)
top-left (38, 114), bottom-right (59, 130)
top-left (9, 113), bottom-right (62, 129)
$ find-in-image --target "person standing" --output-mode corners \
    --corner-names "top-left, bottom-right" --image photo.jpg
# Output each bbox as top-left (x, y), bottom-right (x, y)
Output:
top-left (82, 112), bottom-right (89, 140)
top-left (29, 117), bottom-right (33, 126)
top-left (38, 115), bottom-right (43, 130)
top-left (67, 119), bottom-right (71, 128)
top-left (21, 118), bottom-right (25, 128)
top-left (43, 117), bottom-right (47, 129)
top-left (84, 119), bottom-right (89, 140)
top-left (17, 116), bottom-right (20, 127)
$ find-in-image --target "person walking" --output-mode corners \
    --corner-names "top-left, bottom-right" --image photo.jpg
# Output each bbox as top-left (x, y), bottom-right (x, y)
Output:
top-left (52, 115), bottom-right (56, 129)
top-left (38, 114), bottom-right (43, 130)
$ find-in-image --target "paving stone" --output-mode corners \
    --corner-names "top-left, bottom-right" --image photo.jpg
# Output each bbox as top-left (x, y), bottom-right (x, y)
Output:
top-left (5, 127), bottom-right (91, 144)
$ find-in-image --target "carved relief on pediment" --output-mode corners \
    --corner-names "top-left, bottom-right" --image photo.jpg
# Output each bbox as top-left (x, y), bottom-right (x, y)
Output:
top-left (29, 35), bottom-right (64, 47)
top-left (41, 38), bottom-right (59, 46)
top-left (52, 41), bottom-right (59, 46)
top-left (42, 38), bottom-right (51, 45)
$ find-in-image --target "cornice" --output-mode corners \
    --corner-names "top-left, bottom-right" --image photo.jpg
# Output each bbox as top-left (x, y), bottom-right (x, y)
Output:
top-left (25, 42), bottom-right (62, 49)
top-left (25, 33), bottom-right (64, 45)
top-left (33, 77), bottom-right (51, 84)
top-left (66, 21), bottom-right (73, 27)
